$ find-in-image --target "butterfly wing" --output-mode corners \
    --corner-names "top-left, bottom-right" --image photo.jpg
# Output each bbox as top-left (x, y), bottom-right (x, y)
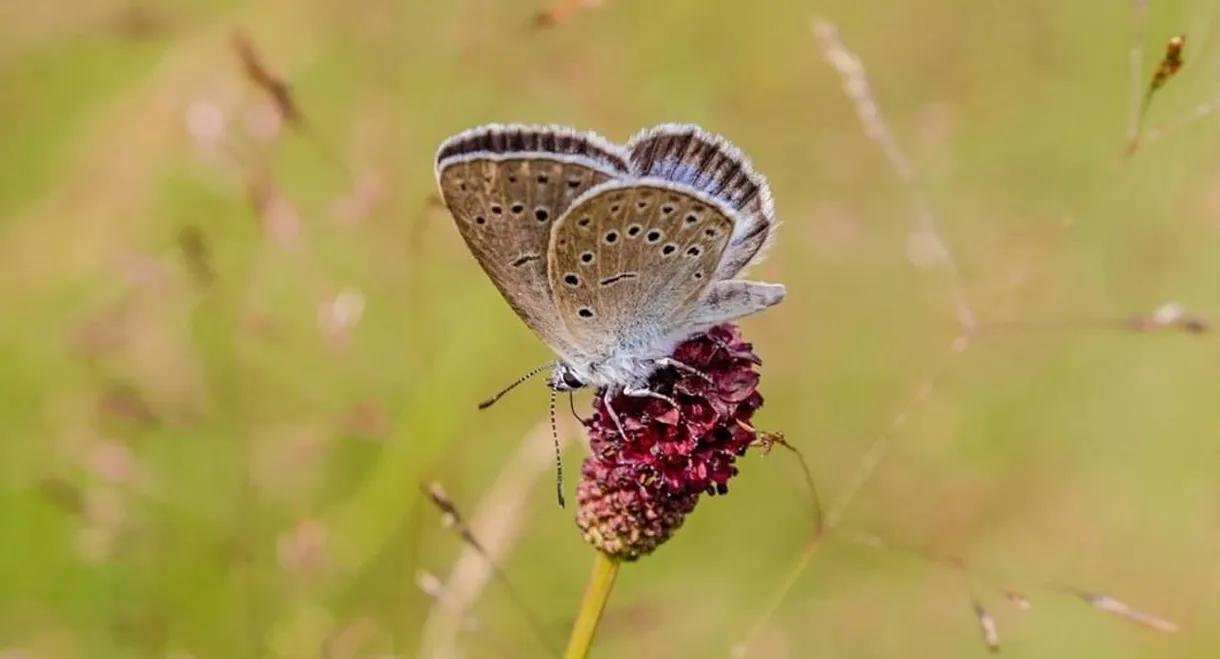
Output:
top-left (547, 179), bottom-right (740, 356)
top-left (625, 123), bottom-right (777, 280)
top-left (435, 124), bottom-right (631, 354)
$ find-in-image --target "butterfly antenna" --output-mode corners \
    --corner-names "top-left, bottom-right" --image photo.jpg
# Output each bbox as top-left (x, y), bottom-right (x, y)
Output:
top-left (477, 362), bottom-right (552, 410)
top-left (549, 386), bottom-right (566, 508)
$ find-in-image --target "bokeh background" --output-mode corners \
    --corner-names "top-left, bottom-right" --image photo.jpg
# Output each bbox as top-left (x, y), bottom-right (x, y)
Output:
top-left (3, 0), bottom-right (1220, 657)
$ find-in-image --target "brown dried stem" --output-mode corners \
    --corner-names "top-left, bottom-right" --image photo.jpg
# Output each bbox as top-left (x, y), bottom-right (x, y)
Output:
top-left (1127, 32), bottom-right (1189, 156)
top-left (812, 17), bottom-right (976, 336)
top-left (420, 481), bottom-right (558, 653)
top-left (417, 418), bottom-right (578, 659)
top-left (231, 30), bottom-right (350, 180)
top-left (1125, 0), bottom-right (1150, 148)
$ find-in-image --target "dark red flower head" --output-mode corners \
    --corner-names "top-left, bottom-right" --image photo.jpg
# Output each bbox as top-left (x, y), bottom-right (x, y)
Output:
top-left (575, 324), bottom-right (764, 561)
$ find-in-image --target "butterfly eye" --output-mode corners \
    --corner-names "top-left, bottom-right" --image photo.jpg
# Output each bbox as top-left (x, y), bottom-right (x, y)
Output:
top-left (661, 205), bottom-right (675, 215)
top-left (511, 203), bottom-right (525, 215)
top-left (537, 174), bottom-right (549, 184)
top-left (685, 246), bottom-right (702, 257)
top-left (604, 231), bottom-right (619, 244)
top-left (580, 251), bottom-right (595, 264)
top-left (627, 224), bottom-right (642, 237)
top-left (563, 273), bottom-right (580, 287)
top-left (491, 204), bottom-right (503, 215)
top-left (704, 228), bottom-right (717, 238)
top-left (560, 370), bottom-right (584, 389)
top-left (534, 208), bottom-right (549, 222)
top-left (646, 230), bottom-right (662, 243)
top-left (475, 216), bottom-right (486, 225)
top-left (578, 308), bottom-right (594, 318)
top-left (661, 243), bottom-right (677, 256)
top-left (684, 213), bottom-right (699, 225)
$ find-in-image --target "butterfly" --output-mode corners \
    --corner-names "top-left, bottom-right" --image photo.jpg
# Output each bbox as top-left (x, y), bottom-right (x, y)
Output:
top-left (434, 123), bottom-right (784, 502)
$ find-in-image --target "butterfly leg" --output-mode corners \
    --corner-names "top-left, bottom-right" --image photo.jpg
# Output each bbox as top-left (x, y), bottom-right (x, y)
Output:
top-left (601, 388), bottom-right (631, 441)
top-left (622, 384), bottom-right (677, 407)
top-left (706, 333), bottom-right (733, 353)
top-left (622, 384), bottom-right (688, 428)
top-left (651, 357), bottom-right (712, 383)
top-left (603, 386), bottom-right (679, 440)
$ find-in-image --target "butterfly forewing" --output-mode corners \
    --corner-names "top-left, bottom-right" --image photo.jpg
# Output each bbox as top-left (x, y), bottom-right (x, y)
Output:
top-left (435, 124), bottom-right (630, 353)
top-left (548, 180), bottom-right (734, 355)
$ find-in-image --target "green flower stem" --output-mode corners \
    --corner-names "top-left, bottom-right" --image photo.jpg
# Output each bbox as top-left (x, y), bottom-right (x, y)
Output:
top-left (563, 552), bottom-right (620, 659)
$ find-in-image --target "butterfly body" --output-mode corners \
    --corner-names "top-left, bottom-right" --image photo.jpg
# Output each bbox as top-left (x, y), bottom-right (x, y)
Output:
top-left (435, 123), bottom-right (784, 401)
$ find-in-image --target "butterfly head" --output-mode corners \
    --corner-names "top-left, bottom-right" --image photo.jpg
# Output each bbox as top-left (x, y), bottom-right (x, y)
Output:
top-left (551, 349), bottom-right (676, 395)
top-left (550, 362), bottom-right (588, 393)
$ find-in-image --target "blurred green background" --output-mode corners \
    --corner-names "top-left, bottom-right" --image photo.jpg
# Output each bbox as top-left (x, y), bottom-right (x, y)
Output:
top-left (3, 0), bottom-right (1220, 657)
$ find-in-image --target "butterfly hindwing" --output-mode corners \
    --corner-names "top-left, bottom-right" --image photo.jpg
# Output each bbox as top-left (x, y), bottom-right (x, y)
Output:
top-left (548, 179), bottom-right (735, 355)
top-left (626, 123), bottom-right (777, 280)
top-left (435, 124), bottom-right (631, 355)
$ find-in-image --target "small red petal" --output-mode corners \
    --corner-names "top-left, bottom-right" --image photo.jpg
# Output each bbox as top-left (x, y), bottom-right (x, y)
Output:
top-left (654, 406), bottom-right (681, 425)
top-left (717, 370), bottom-right (761, 403)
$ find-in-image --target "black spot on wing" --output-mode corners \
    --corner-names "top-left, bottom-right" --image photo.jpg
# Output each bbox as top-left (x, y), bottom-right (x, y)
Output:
top-left (599, 272), bottom-right (639, 287)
